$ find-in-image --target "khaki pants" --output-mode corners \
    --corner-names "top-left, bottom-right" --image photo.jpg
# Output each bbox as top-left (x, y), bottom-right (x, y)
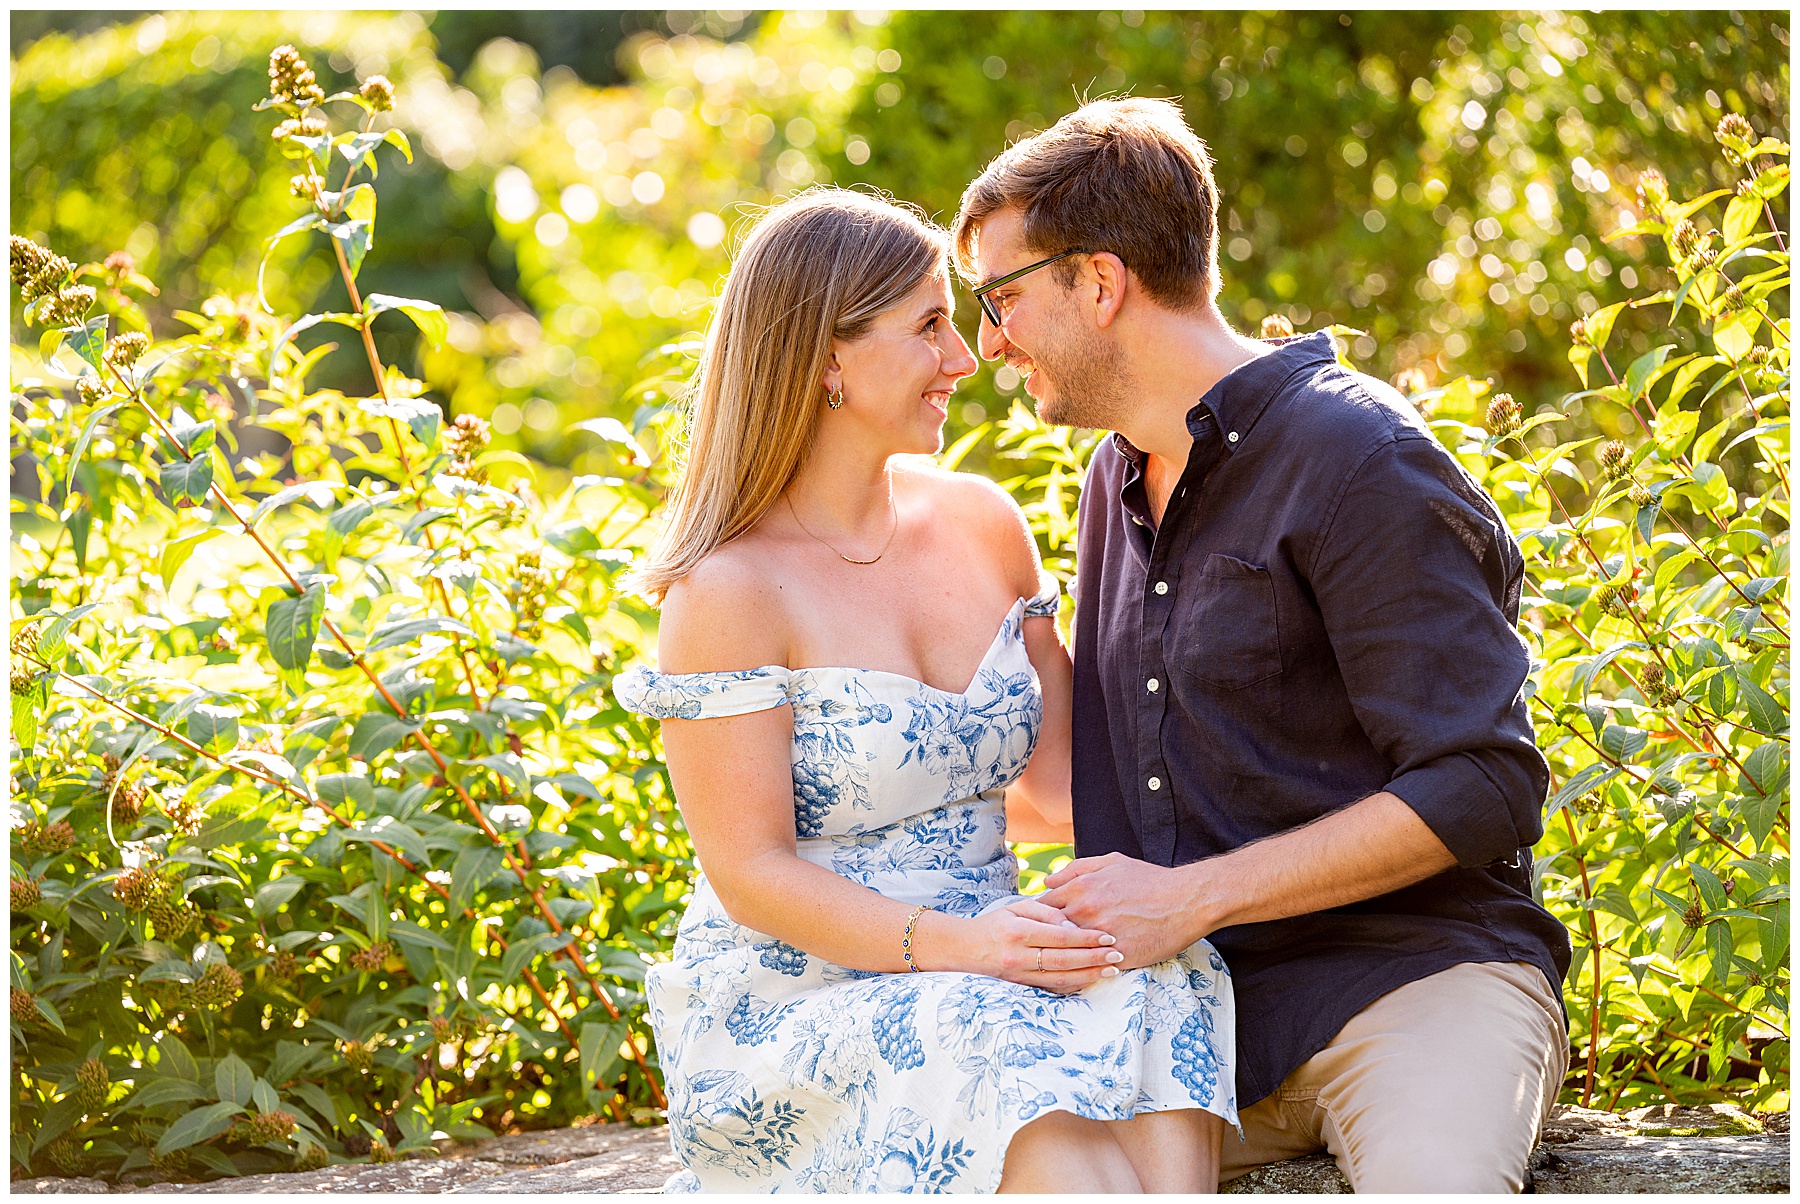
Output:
top-left (1220, 961), bottom-right (1568, 1193)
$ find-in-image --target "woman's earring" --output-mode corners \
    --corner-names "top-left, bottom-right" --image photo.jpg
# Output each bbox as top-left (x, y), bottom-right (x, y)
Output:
top-left (826, 384), bottom-right (844, 410)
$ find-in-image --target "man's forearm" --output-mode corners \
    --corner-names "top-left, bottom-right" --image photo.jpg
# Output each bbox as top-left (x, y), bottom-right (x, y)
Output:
top-left (1178, 791), bottom-right (1459, 939)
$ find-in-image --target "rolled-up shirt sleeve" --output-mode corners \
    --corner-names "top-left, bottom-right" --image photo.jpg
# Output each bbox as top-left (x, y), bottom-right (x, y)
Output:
top-left (1308, 433), bottom-right (1550, 868)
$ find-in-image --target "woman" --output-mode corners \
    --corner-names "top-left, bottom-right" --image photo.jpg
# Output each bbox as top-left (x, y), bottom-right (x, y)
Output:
top-left (616, 189), bottom-right (1235, 1193)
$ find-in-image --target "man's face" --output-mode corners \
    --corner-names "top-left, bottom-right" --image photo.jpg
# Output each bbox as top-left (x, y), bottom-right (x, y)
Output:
top-left (969, 206), bottom-right (1133, 430)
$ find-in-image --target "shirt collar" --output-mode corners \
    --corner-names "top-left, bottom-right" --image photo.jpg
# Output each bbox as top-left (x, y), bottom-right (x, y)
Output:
top-left (1108, 329), bottom-right (1339, 466)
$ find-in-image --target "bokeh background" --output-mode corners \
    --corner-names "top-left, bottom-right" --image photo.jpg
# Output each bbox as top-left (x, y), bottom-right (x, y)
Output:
top-left (13, 9), bottom-right (1790, 477)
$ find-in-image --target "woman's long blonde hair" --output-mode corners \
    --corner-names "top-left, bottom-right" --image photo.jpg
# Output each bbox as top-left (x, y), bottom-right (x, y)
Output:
top-left (629, 188), bottom-right (947, 604)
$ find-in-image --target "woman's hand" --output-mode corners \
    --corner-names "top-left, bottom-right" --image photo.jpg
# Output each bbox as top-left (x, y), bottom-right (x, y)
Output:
top-left (925, 898), bottom-right (1123, 994)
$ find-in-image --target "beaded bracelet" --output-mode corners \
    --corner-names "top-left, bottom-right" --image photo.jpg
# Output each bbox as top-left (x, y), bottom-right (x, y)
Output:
top-left (901, 904), bottom-right (931, 973)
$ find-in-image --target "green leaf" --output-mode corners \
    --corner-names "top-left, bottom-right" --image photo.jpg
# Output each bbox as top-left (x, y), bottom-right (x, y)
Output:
top-left (250, 481), bottom-right (342, 526)
top-left (316, 772), bottom-right (376, 810)
top-left (1624, 345), bottom-right (1676, 399)
top-left (349, 713), bottom-right (420, 761)
top-left (1691, 865), bottom-right (1728, 912)
top-left (258, 213), bottom-right (325, 308)
top-left (365, 615), bottom-right (474, 653)
top-left (1712, 309), bottom-right (1756, 361)
top-left (159, 454), bottom-right (214, 508)
top-left (155, 1101), bottom-right (244, 1156)
top-left (266, 584), bottom-right (326, 680)
top-left (1664, 188), bottom-right (1733, 224)
top-left (501, 931), bottom-right (574, 983)
top-left (1735, 674), bottom-right (1786, 736)
top-left (160, 528), bottom-right (222, 589)
top-left (359, 394), bottom-right (442, 447)
top-left (1740, 792), bottom-right (1783, 850)
top-left (450, 844), bottom-right (505, 911)
top-left (33, 603), bottom-right (98, 666)
top-left (362, 294), bottom-right (449, 351)
top-left (1583, 301), bottom-right (1627, 356)
top-left (214, 1053), bottom-right (255, 1106)
top-left (1653, 409), bottom-right (1698, 458)
top-left (1739, 741), bottom-right (1787, 799)
top-left (1723, 193), bottom-right (1763, 245)
top-left (1705, 918), bottom-right (1735, 987)
top-left (337, 130), bottom-right (387, 173)
top-left (252, 1078), bottom-right (281, 1116)
top-left (388, 919), bottom-right (452, 951)
top-left (253, 877), bottom-right (306, 919)
top-left (1597, 724), bottom-right (1649, 761)
top-left (66, 402), bottom-right (123, 494)
top-left (125, 1078), bottom-right (213, 1111)
top-left (1690, 416), bottom-right (1733, 464)
top-left (186, 703), bottom-right (241, 753)
top-left (325, 219), bottom-right (372, 278)
top-left (284, 715), bottom-right (342, 772)
top-left (269, 311), bottom-right (360, 384)
top-left (158, 1033), bottom-right (200, 1082)
top-left (383, 128), bottom-right (414, 163)
top-left (580, 1020), bottom-right (628, 1089)
top-left (67, 314), bottom-right (108, 370)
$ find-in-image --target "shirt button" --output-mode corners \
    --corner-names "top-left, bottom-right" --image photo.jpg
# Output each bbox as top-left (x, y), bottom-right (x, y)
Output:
top-left (1147, 776), bottom-right (1163, 791)
top-left (1154, 581), bottom-right (1169, 595)
top-left (1146, 678), bottom-right (1160, 693)
top-left (1227, 431), bottom-right (1240, 443)
top-left (1132, 516), bottom-right (1146, 527)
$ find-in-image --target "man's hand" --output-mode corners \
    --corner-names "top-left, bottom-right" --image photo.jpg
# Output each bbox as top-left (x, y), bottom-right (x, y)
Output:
top-left (1039, 852), bottom-right (1211, 969)
top-left (1042, 793), bottom-right (1461, 970)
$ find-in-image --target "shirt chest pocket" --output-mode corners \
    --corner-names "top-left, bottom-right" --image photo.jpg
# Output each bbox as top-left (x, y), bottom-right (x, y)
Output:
top-left (1167, 554), bottom-right (1283, 691)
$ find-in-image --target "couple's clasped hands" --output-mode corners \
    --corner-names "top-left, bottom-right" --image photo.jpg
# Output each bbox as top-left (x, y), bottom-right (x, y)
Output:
top-left (959, 852), bottom-right (1202, 994)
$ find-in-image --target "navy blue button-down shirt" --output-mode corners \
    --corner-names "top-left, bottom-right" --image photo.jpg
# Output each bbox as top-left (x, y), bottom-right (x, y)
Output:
top-left (1071, 331), bottom-right (1571, 1108)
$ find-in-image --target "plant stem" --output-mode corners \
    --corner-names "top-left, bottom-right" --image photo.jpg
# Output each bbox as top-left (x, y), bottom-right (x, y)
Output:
top-left (1561, 807), bottom-right (1604, 1108)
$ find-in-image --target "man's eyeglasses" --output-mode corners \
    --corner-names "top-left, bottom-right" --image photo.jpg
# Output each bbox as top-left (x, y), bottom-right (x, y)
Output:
top-left (971, 248), bottom-right (1089, 327)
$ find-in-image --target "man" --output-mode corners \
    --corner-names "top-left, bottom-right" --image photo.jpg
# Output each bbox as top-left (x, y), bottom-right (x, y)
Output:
top-left (953, 97), bottom-right (1573, 1192)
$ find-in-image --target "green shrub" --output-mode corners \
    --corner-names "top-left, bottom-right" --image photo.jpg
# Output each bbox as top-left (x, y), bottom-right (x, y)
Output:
top-left (10, 47), bottom-right (682, 1182)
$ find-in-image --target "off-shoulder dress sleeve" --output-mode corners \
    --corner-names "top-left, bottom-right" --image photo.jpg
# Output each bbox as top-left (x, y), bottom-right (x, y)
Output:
top-left (613, 665), bottom-right (793, 720)
top-left (1023, 571), bottom-right (1062, 619)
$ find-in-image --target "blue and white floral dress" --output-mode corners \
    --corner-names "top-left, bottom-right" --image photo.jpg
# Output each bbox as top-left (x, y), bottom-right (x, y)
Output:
top-left (614, 583), bottom-right (1236, 1193)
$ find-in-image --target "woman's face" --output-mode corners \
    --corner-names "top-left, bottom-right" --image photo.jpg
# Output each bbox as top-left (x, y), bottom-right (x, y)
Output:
top-left (827, 269), bottom-right (978, 456)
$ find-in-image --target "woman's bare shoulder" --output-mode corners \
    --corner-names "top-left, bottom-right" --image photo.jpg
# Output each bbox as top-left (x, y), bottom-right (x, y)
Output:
top-left (894, 460), bottom-right (1041, 594)
top-left (657, 538), bottom-right (793, 674)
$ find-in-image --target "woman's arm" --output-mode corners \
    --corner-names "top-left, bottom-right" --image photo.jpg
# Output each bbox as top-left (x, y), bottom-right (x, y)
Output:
top-left (970, 478), bottom-right (1073, 843)
top-left (658, 551), bottom-right (1113, 990)
top-left (1005, 615), bottom-right (1074, 843)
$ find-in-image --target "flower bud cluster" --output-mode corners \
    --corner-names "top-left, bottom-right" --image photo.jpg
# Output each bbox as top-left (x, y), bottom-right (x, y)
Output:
top-left (12, 987), bottom-right (42, 1024)
top-left (1635, 168), bottom-right (1668, 218)
top-left (269, 950), bottom-right (301, 980)
top-left (1640, 662), bottom-right (1682, 707)
top-left (1718, 284), bottom-right (1746, 314)
top-left (342, 1038), bottom-right (376, 1072)
top-left (359, 75), bottom-right (395, 112)
top-left (77, 1057), bottom-right (110, 1111)
top-left (509, 549), bottom-right (557, 640)
top-left (1259, 313), bottom-right (1295, 340)
top-left (1714, 112), bottom-right (1755, 164)
top-left (1599, 439), bottom-right (1630, 482)
top-left (349, 941), bottom-right (394, 973)
top-left (11, 235), bottom-right (78, 310)
top-left (1567, 317), bottom-right (1589, 346)
top-left (46, 1137), bottom-right (86, 1176)
top-left (232, 1110), bottom-right (298, 1145)
top-left (190, 962), bottom-right (244, 1009)
top-left (161, 791), bottom-right (205, 837)
top-left (41, 285), bottom-right (97, 329)
top-left (295, 1142), bottom-right (332, 1171)
top-left (11, 876), bottom-right (42, 910)
top-left (104, 331), bottom-right (148, 370)
top-left (1484, 392), bottom-right (1521, 437)
top-left (1593, 582), bottom-right (1637, 618)
top-left (20, 819), bottom-right (76, 858)
top-left (1671, 218), bottom-right (1701, 258)
top-left (76, 375), bottom-right (111, 405)
top-left (445, 413), bottom-right (492, 480)
top-left (1629, 481), bottom-right (1654, 508)
top-left (268, 45), bottom-right (325, 110)
top-left (272, 115), bottom-right (329, 143)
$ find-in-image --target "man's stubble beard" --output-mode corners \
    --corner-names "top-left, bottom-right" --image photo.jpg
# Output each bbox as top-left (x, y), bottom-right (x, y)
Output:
top-left (1028, 317), bottom-right (1135, 432)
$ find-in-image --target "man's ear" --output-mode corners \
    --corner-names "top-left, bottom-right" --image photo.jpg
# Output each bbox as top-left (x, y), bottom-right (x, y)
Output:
top-left (1087, 252), bottom-right (1129, 329)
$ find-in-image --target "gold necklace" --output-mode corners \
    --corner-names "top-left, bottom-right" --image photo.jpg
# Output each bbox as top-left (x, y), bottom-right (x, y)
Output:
top-left (784, 492), bottom-right (898, 565)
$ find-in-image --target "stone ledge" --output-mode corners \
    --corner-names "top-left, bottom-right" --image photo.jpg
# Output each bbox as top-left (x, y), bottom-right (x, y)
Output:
top-left (16, 1104), bottom-right (1789, 1194)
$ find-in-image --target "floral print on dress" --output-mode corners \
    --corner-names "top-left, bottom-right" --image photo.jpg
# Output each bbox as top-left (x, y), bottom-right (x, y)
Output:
top-left (615, 585), bottom-right (1236, 1193)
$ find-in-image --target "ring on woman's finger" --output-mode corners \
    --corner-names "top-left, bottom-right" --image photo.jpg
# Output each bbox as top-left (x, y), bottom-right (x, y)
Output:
top-left (1035, 948), bottom-right (1044, 972)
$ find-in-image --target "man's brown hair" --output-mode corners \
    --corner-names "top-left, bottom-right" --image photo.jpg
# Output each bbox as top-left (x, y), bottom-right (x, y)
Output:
top-left (952, 96), bottom-right (1220, 310)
